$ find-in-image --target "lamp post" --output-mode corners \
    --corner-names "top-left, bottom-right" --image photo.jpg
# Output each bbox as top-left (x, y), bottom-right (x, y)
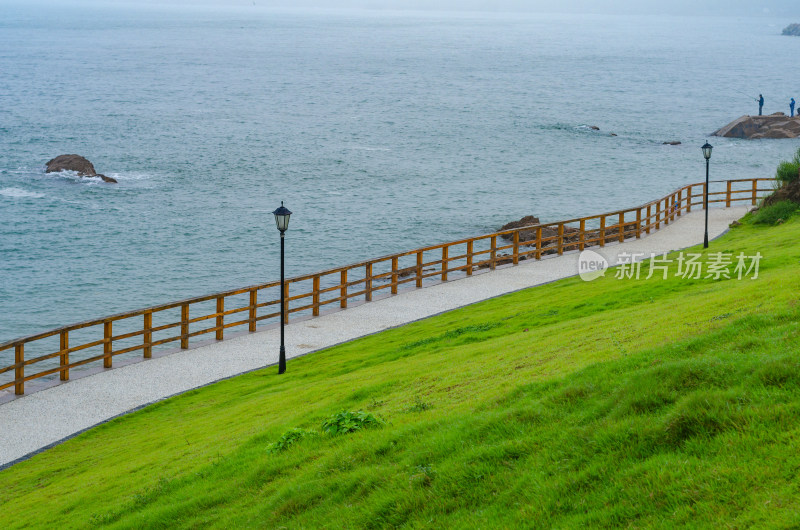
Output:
top-left (702, 142), bottom-right (713, 249)
top-left (272, 201), bottom-right (292, 374)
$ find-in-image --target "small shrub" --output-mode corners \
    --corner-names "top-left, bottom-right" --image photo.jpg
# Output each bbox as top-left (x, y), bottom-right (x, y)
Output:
top-left (775, 148), bottom-right (800, 183)
top-left (321, 411), bottom-right (385, 435)
top-left (409, 464), bottom-right (436, 487)
top-left (752, 200), bottom-right (799, 225)
top-left (266, 428), bottom-right (318, 454)
top-left (405, 396), bottom-right (432, 413)
top-left (775, 161), bottom-right (799, 183)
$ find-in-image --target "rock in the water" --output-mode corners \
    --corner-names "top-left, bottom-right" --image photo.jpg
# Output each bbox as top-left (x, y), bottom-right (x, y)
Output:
top-left (499, 215), bottom-right (541, 241)
top-left (713, 114), bottom-right (800, 139)
top-left (589, 125), bottom-right (600, 130)
top-left (782, 23), bottom-right (800, 36)
top-left (663, 141), bottom-right (681, 145)
top-left (46, 154), bottom-right (96, 176)
top-left (45, 154), bottom-right (116, 183)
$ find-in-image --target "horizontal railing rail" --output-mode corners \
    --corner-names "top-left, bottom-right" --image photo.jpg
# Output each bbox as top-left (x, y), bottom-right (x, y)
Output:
top-left (0, 177), bottom-right (777, 395)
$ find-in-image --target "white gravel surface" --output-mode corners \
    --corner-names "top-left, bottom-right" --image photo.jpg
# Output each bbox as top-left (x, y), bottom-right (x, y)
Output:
top-left (0, 207), bottom-right (748, 468)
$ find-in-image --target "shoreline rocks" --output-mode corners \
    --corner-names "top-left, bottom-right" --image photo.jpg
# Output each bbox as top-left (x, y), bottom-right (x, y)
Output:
top-left (763, 178), bottom-right (800, 207)
top-left (45, 155), bottom-right (117, 183)
top-left (713, 113), bottom-right (800, 139)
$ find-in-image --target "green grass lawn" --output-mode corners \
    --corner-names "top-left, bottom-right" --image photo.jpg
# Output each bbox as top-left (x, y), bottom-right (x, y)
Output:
top-left (2, 212), bottom-right (800, 528)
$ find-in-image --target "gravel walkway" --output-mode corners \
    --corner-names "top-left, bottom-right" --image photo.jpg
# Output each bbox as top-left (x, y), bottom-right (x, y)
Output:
top-left (0, 207), bottom-right (748, 468)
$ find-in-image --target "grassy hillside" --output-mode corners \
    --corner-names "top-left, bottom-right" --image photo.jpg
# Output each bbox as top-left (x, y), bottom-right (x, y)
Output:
top-left (1, 212), bottom-right (799, 528)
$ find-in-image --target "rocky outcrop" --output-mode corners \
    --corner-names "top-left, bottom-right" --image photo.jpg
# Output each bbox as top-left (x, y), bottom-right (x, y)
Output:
top-left (782, 24), bottom-right (800, 36)
top-left (713, 114), bottom-right (800, 139)
top-left (498, 215), bottom-right (641, 256)
top-left (763, 178), bottom-right (800, 207)
top-left (45, 155), bottom-right (117, 183)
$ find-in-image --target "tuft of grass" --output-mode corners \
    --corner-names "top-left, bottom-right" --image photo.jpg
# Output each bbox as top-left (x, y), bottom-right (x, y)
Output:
top-left (752, 200), bottom-right (799, 225)
top-left (775, 147), bottom-right (800, 183)
top-left (321, 410), bottom-right (385, 435)
top-left (266, 428), bottom-right (318, 454)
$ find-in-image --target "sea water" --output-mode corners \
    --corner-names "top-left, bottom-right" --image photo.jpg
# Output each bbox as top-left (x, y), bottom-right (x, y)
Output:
top-left (1, 4), bottom-right (799, 343)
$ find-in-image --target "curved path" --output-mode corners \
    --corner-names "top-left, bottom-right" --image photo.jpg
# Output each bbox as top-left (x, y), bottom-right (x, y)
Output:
top-left (0, 207), bottom-right (748, 468)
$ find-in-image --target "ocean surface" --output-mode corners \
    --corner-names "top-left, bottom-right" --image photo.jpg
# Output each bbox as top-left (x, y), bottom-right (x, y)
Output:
top-left (2, 4), bottom-right (799, 344)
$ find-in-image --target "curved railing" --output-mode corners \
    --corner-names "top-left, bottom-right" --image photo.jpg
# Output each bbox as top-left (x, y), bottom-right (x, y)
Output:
top-left (0, 177), bottom-right (776, 396)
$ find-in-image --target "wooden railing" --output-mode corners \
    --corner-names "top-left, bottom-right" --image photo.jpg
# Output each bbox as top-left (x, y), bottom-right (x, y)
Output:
top-left (0, 177), bottom-right (776, 396)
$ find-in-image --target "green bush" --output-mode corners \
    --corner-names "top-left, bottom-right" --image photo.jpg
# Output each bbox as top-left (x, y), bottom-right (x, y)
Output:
top-left (775, 148), bottom-right (800, 183)
top-left (266, 428), bottom-right (318, 454)
top-left (321, 411), bottom-right (384, 435)
top-left (752, 200), bottom-right (799, 225)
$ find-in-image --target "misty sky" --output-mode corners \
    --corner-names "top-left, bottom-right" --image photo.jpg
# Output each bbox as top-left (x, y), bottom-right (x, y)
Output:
top-left (15, 0), bottom-right (800, 17)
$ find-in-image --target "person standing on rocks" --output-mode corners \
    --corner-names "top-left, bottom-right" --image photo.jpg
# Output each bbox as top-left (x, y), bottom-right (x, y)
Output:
top-left (758, 94), bottom-right (764, 116)
top-left (791, 98), bottom-right (796, 117)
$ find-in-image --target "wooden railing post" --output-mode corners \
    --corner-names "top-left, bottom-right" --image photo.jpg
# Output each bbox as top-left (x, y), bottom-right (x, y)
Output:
top-left (249, 290), bottom-right (257, 332)
top-left (513, 232), bottom-right (520, 265)
top-left (726, 181), bottom-right (732, 207)
top-left (687, 185), bottom-right (693, 213)
top-left (283, 282), bottom-right (290, 324)
top-left (636, 208), bottom-right (642, 238)
top-left (702, 182), bottom-right (707, 210)
top-left (655, 202), bottom-right (661, 230)
top-left (60, 330), bottom-right (69, 381)
top-left (442, 246), bottom-right (449, 281)
top-left (536, 227), bottom-right (542, 259)
top-left (646, 205), bottom-right (652, 234)
top-left (365, 263), bottom-right (373, 302)
top-left (313, 276), bottom-right (320, 316)
top-left (144, 311), bottom-right (153, 358)
top-left (579, 220), bottom-right (585, 251)
top-left (490, 236), bottom-right (497, 269)
top-left (216, 296), bottom-right (224, 341)
top-left (340, 270), bottom-right (348, 308)
top-left (391, 257), bottom-right (399, 294)
top-left (599, 217), bottom-right (606, 247)
top-left (466, 241), bottom-right (473, 275)
top-left (752, 179), bottom-right (758, 205)
top-left (416, 251), bottom-right (423, 287)
top-left (677, 190), bottom-right (682, 217)
top-left (181, 303), bottom-right (189, 349)
top-left (392, 257), bottom-right (399, 294)
top-left (557, 224), bottom-right (564, 255)
top-left (104, 321), bottom-right (112, 368)
top-left (665, 199), bottom-right (670, 225)
top-left (618, 213), bottom-right (624, 243)
top-left (15, 343), bottom-right (24, 395)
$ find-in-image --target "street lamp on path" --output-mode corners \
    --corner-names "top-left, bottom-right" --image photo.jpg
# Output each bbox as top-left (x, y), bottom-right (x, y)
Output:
top-left (702, 142), bottom-right (713, 249)
top-left (272, 201), bottom-right (292, 374)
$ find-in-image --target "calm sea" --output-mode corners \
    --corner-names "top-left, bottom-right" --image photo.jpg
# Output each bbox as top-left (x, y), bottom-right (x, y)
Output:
top-left (1, 4), bottom-right (799, 343)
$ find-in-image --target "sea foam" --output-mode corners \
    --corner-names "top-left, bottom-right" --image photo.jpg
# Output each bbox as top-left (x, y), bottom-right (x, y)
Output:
top-left (0, 187), bottom-right (45, 199)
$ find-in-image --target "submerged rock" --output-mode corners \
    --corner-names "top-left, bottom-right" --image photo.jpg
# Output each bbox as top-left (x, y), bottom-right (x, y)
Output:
top-left (713, 114), bottom-right (800, 139)
top-left (45, 154), bottom-right (117, 183)
top-left (782, 23), bottom-right (800, 36)
top-left (663, 141), bottom-right (681, 145)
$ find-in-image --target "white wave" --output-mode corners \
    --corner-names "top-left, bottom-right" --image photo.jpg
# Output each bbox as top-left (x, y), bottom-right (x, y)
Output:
top-left (345, 146), bottom-right (391, 152)
top-left (0, 187), bottom-right (45, 199)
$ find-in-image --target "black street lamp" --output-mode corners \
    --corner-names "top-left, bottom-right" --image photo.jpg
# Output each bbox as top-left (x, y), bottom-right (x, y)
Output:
top-left (702, 142), bottom-right (713, 249)
top-left (272, 201), bottom-right (292, 374)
